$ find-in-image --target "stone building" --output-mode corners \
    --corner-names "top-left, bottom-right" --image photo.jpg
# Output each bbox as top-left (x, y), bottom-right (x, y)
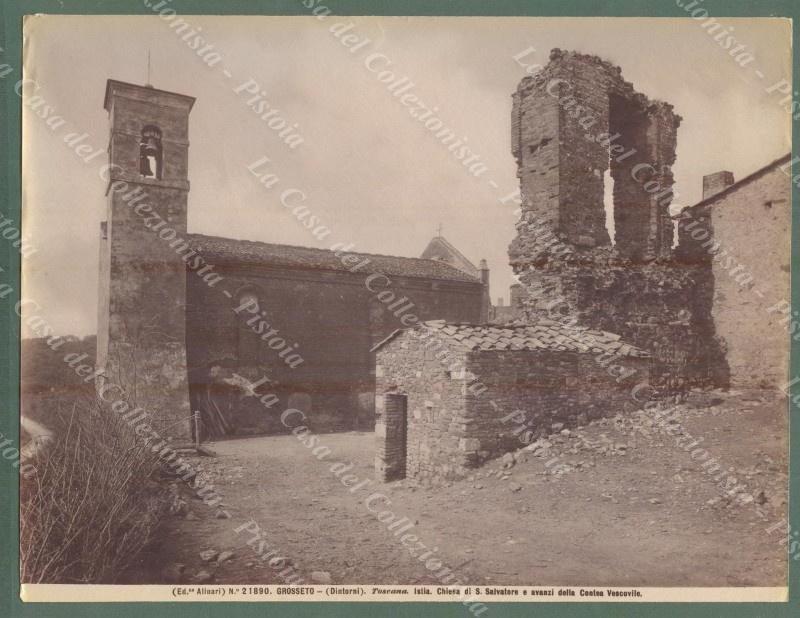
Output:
top-left (184, 234), bottom-right (485, 434)
top-left (373, 320), bottom-right (650, 481)
top-left (675, 155), bottom-right (792, 388)
top-left (95, 80), bottom-right (488, 440)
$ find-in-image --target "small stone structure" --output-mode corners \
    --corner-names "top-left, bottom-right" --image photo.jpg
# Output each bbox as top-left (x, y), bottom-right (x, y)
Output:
top-left (373, 320), bottom-right (650, 481)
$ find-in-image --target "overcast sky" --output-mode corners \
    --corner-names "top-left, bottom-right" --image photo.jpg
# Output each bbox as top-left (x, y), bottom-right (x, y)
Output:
top-left (21, 15), bottom-right (791, 337)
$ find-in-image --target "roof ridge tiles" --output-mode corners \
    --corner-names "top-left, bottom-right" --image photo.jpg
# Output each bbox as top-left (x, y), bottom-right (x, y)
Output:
top-left (405, 319), bottom-right (649, 357)
top-left (186, 234), bottom-right (480, 283)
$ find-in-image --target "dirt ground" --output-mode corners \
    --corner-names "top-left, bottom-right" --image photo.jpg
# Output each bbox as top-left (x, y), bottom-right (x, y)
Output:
top-left (135, 387), bottom-right (789, 587)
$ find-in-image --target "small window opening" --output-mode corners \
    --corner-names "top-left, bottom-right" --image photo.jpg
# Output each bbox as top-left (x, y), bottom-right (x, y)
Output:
top-left (139, 125), bottom-right (163, 179)
top-left (528, 137), bottom-right (552, 156)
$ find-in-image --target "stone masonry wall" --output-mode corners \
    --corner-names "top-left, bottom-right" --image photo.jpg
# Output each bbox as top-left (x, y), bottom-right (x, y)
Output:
top-left (676, 163), bottom-right (791, 387)
top-left (463, 350), bottom-right (650, 465)
top-left (374, 393), bottom-right (408, 482)
top-left (376, 333), bottom-right (651, 482)
top-left (375, 333), bottom-right (470, 481)
top-left (97, 81), bottom-right (194, 440)
top-left (507, 50), bottom-right (720, 389)
top-left (509, 49), bottom-right (679, 259)
top-left (187, 266), bottom-right (483, 435)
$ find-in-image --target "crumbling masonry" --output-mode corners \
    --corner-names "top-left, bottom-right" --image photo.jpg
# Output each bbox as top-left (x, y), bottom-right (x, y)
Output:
top-left (373, 50), bottom-right (788, 483)
top-left (508, 49), bottom-right (728, 388)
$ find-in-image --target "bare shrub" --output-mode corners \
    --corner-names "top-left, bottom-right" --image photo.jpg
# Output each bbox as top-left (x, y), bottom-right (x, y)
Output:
top-left (20, 396), bottom-right (167, 583)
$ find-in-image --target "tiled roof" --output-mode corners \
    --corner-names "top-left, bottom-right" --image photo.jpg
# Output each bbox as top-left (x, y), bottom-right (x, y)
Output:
top-left (374, 320), bottom-right (650, 357)
top-left (186, 234), bottom-right (481, 283)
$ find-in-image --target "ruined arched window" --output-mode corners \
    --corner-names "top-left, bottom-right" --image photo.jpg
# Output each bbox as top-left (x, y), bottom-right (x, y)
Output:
top-left (139, 125), bottom-right (163, 179)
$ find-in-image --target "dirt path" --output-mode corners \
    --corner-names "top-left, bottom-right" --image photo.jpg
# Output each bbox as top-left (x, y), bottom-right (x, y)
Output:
top-left (136, 388), bottom-right (788, 587)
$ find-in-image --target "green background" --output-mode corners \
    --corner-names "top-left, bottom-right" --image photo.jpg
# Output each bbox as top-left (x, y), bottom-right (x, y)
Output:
top-left (1, 0), bottom-right (797, 616)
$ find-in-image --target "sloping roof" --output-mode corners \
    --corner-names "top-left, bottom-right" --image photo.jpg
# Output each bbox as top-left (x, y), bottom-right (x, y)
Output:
top-left (677, 153), bottom-right (791, 215)
top-left (419, 235), bottom-right (480, 277)
top-left (186, 234), bottom-right (481, 283)
top-left (373, 319), bottom-right (650, 357)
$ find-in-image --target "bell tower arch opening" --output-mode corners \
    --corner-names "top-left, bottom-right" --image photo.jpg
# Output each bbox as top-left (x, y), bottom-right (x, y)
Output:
top-left (139, 124), bottom-right (163, 179)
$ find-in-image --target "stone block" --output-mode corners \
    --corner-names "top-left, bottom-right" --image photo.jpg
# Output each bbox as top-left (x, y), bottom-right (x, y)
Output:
top-left (459, 437), bottom-right (481, 452)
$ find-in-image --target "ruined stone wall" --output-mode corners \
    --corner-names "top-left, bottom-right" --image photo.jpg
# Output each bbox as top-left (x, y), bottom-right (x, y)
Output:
top-left (509, 49), bottom-right (679, 259)
top-left (507, 50), bottom-right (718, 389)
top-left (677, 164), bottom-right (791, 387)
top-left (588, 263), bottom-right (724, 387)
top-left (464, 350), bottom-right (650, 464)
top-left (510, 258), bottom-right (722, 389)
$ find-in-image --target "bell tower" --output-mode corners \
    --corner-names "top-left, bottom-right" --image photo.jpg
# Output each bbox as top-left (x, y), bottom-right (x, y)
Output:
top-left (96, 80), bottom-right (195, 439)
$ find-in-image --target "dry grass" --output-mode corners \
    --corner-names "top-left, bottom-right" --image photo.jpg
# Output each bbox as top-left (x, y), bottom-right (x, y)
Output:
top-left (20, 397), bottom-right (168, 583)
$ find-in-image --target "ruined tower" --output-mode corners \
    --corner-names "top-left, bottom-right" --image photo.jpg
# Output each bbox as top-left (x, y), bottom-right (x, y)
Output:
top-left (509, 49), bottom-right (680, 266)
top-left (96, 80), bottom-right (195, 438)
top-left (508, 50), bottom-right (724, 387)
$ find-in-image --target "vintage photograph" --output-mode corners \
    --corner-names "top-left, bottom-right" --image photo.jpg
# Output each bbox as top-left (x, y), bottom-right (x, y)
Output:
top-left (14, 11), bottom-right (793, 606)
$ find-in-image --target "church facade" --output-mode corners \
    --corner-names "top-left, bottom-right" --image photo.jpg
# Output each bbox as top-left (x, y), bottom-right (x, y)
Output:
top-left (95, 80), bottom-right (488, 440)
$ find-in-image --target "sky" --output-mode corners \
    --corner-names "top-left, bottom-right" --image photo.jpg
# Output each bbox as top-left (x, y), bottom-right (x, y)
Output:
top-left (20, 15), bottom-right (792, 337)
